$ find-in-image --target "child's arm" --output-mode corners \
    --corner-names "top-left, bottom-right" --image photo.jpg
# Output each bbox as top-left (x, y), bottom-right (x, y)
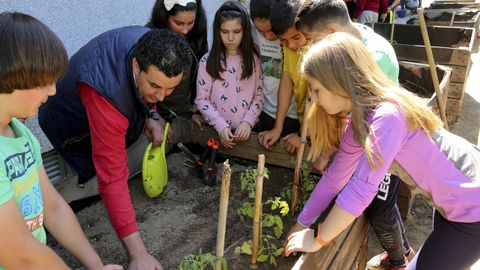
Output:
top-left (39, 166), bottom-right (121, 269)
top-left (0, 198), bottom-right (69, 269)
top-left (195, 56), bottom-right (230, 134)
top-left (258, 71), bottom-right (294, 148)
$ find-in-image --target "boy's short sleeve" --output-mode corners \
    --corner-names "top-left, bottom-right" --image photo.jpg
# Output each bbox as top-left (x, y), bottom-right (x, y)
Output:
top-left (13, 118), bottom-right (43, 168)
top-left (0, 168), bottom-right (14, 206)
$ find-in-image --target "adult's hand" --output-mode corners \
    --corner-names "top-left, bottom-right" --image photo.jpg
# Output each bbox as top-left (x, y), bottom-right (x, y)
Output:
top-left (219, 127), bottom-right (236, 148)
top-left (234, 122), bottom-right (251, 141)
top-left (284, 228), bottom-right (323, 257)
top-left (283, 133), bottom-right (301, 154)
top-left (258, 127), bottom-right (281, 149)
top-left (144, 118), bottom-right (173, 147)
top-left (192, 114), bottom-right (207, 131)
top-left (128, 252), bottom-right (163, 270)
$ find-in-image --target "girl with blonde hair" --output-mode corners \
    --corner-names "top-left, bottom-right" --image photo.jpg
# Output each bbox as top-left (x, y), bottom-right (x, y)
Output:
top-left (285, 32), bottom-right (480, 270)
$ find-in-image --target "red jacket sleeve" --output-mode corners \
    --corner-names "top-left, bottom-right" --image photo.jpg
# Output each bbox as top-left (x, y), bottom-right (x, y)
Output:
top-left (78, 83), bottom-right (138, 238)
top-left (353, 0), bottom-right (366, 18)
top-left (380, 0), bottom-right (389, 14)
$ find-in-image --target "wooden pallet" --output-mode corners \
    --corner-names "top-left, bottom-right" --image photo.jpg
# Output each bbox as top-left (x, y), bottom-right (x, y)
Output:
top-left (424, 6), bottom-right (480, 35)
top-left (372, 23), bottom-right (475, 124)
top-left (398, 61), bottom-right (452, 119)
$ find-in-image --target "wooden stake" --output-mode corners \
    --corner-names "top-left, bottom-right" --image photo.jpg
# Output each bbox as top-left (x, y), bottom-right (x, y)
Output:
top-left (216, 160), bottom-right (231, 270)
top-left (417, 8), bottom-right (449, 129)
top-left (291, 95), bottom-right (312, 216)
top-left (251, 154), bottom-right (265, 269)
top-left (449, 11), bottom-right (456, 27)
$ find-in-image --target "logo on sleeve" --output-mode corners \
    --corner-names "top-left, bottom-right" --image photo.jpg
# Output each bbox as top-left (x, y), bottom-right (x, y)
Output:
top-left (4, 143), bottom-right (36, 180)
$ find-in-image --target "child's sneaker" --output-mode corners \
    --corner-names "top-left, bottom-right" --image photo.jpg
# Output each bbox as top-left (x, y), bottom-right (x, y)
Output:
top-left (366, 251), bottom-right (389, 270)
top-left (387, 263), bottom-right (407, 270)
top-left (405, 247), bottom-right (415, 261)
top-left (366, 248), bottom-right (415, 270)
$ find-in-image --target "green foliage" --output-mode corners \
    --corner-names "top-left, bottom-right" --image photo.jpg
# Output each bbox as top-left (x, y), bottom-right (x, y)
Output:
top-left (234, 235), bottom-right (284, 267)
top-left (240, 167), bottom-right (270, 199)
top-left (180, 249), bottom-right (227, 270)
top-left (236, 167), bottom-right (289, 268)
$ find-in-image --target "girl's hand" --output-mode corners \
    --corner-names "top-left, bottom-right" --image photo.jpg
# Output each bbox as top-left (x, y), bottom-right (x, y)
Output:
top-left (283, 223), bottom-right (307, 256)
top-left (234, 122), bottom-right (251, 141)
top-left (284, 228), bottom-right (323, 257)
top-left (220, 128), bottom-right (236, 148)
top-left (283, 133), bottom-right (301, 154)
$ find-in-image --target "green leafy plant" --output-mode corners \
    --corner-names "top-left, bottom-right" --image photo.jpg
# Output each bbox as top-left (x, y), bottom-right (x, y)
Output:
top-left (180, 249), bottom-right (227, 270)
top-left (235, 167), bottom-right (289, 267)
top-left (240, 167), bottom-right (270, 199)
top-left (235, 235), bottom-right (284, 267)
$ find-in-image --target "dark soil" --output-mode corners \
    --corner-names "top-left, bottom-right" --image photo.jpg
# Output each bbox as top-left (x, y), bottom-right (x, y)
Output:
top-left (49, 152), bottom-right (300, 270)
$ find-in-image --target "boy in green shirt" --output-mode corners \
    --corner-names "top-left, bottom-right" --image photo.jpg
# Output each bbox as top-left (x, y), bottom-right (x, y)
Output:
top-left (0, 12), bottom-right (121, 270)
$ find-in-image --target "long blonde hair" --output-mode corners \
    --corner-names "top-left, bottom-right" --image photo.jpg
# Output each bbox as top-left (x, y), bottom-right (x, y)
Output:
top-left (302, 33), bottom-right (443, 168)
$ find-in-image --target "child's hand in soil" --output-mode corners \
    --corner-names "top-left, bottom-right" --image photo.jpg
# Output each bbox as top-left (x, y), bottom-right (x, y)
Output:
top-left (234, 122), bottom-right (251, 141)
top-left (258, 127), bottom-right (281, 149)
top-left (220, 127), bottom-right (236, 148)
top-left (284, 228), bottom-right (323, 257)
top-left (284, 222), bottom-right (306, 256)
top-left (283, 132), bottom-right (301, 154)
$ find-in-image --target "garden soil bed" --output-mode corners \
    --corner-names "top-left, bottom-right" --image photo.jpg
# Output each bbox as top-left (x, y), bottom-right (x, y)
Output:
top-left (48, 153), bottom-right (299, 269)
top-left (49, 151), bottom-right (436, 270)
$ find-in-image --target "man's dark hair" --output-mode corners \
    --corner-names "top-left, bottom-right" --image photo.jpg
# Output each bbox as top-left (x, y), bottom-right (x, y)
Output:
top-left (249, 0), bottom-right (274, 20)
top-left (146, 0), bottom-right (207, 60)
top-left (296, 0), bottom-right (350, 31)
top-left (0, 12), bottom-right (68, 94)
top-left (134, 28), bottom-right (191, 77)
top-left (207, 1), bottom-right (259, 81)
top-left (270, 0), bottom-right (300, 36)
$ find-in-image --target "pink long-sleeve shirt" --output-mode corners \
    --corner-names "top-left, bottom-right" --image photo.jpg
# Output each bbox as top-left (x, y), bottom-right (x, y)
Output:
top-left (299, 102), bottom-right (480, 226)
top-left (195, 53), bottom-right (264, 133)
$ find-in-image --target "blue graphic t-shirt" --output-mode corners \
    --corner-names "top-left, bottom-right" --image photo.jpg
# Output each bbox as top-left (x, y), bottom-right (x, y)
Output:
top-left (0, 118), bottom-right (46, 255)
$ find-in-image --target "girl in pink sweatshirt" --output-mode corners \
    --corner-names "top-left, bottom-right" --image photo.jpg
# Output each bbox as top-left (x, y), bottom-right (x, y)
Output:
top-left (195, 1), bottom-right (264, 148)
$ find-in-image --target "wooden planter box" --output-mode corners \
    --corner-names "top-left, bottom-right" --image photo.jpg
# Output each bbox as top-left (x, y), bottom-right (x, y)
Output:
top-left (425, 5), bottom-right (480, 36)
top-left (398, 61), bottom-right (452, 120)
top-left (373, 23), bottom-right (475, 124)
top-left (395, 61), bottom-right (451, 219)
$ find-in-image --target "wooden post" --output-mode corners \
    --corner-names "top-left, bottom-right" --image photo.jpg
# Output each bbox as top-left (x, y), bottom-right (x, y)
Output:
top-left (449, 11), bottom-right (456, 27)
top-left (291, 95), bottom-right (312, 216)
top-left (216, 160), bottom-right (231, 270)
top-left (417, 8), bottom-right (449, 129)
top-left (251, 154), bottom-right (265, 269)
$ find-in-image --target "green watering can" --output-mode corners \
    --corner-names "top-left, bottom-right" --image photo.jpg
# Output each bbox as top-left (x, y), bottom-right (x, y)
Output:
top-left (142, 122), bottom-right (169, 198)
